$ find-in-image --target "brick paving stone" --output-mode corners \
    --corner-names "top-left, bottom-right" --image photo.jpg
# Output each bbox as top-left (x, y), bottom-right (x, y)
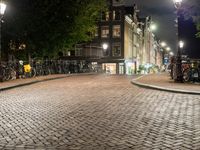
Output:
top-left (135, 72), bottom-right (200, 92)
top-left (0, 74), bottom-right (200, 149)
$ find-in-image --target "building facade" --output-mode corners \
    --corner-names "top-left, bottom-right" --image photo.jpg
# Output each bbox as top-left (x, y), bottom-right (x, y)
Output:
top-left (66, 0), bottom-right (163, 74)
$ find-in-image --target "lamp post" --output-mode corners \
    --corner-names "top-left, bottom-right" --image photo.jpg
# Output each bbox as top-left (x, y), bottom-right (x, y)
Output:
top-left (0, 1), bottom-right (6, 61)
top-left (173, 0), bottom-right (183, 82)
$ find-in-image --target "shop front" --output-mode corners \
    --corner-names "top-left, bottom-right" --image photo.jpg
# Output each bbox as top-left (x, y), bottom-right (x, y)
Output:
top-left (102, 63), bottom-right (117, 74)
top-left (125, 60), bottom-right (137, 75)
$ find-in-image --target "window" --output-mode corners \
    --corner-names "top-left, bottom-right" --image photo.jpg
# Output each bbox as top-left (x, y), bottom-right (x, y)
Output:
top-left (113, 10), bottom-right (121, 20)
top-left (113, 25), bottom-right (120, 37)
top-left (112, 43), bottom-right (121, 56)
top-left (101, 11), bottom-right (109, 21)
top-left (101, 26), bottom-right (109, 38)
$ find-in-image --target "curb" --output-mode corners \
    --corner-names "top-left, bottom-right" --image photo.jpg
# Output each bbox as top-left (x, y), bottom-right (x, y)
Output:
top-left (0, 73), bottom-right (97, 92)
top-left (131, 76), bottom-right (200, 95)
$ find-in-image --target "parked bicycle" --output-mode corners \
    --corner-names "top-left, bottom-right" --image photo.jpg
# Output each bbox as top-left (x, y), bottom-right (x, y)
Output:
top-left (23, 63), bottom-right (36, 78)
top-left (0, 62), bottom-right (16, 82)
top-left (0, 58), bottom-right (95, 82)
top-left (183, 63), bottom-right (200, 82)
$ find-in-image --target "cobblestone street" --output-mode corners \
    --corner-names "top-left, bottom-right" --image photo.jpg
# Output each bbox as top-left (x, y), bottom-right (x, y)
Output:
top-left (0, 74), bottom-right (200, 149)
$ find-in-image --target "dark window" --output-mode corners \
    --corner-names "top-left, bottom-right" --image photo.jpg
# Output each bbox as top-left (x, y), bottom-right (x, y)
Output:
top-left (113, 10), bottom-right (121, 20)
top-left (112, 43), bottom-right (121, 56)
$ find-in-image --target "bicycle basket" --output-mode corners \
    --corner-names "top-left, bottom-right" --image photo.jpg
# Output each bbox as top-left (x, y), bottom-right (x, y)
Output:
top-left (24, 64), bottom-right (31, 73)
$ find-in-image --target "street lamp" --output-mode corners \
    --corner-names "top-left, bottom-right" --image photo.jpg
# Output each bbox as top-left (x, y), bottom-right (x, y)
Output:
top-left (0, 1), bottom-right (6, 61)
top-left (173, 0), bottom-right (182, 8)
top-left (102, 43), bottom-right (108, 50)
top-left (102, 43), bottom-right (109, 57)
top-left (166, 47), bottom-right (171, 51)
top-left (179, 40), bottom-right (184, 48)
top-left (169, 51), bottom-right (174, 56)
top-left (150, 23), bottom-right (157, 31)
top-left (161, 42), bottom-right (166, 47)
top-left (173, 0), bottom-right (183, 82)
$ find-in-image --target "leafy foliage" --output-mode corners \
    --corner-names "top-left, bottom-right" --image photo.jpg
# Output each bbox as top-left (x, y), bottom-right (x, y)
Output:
top-left (181, 0), bottom-right (200, 38)
top-left (4, 0), bottom-right (106, 58)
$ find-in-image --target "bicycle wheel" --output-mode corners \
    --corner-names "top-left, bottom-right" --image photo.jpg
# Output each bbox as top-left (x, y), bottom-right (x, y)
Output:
top-left (10, 68), bottom-right (16, 80)
top-left (31, 68), bottom-right (36, 77)
top-left (183, 69), bottom-right (190, 82)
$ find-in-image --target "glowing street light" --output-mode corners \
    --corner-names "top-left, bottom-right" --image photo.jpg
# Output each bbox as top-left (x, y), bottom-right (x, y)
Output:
top-left (161, 42), bottom-right (166, 47)
top-left (179, 41), bottom-right (184, 48)
top-left (169, 51), bottom-right (174, 56)
top-left (173, 0), bottom-right (183, 2)
top-left (102, 43), bottom-right (108, 50)
top-left (166, 47), bottom-right (171, 51)
top-left (173, 0), bottom-right (183, 8)
top-left (150, 23), bottom-right (157, 31)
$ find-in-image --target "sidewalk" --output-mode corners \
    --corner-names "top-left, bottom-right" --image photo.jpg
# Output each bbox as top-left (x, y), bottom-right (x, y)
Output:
top-left (0, 73), bottom-right (95, 91)
top-left (132, 72), bottom-right (200, 95)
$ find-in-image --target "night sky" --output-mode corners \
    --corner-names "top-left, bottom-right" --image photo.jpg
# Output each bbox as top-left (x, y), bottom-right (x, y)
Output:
top-left (126, 0), bottom-right (200, 59)
top-left (125, 0), bottom-right (176, 51)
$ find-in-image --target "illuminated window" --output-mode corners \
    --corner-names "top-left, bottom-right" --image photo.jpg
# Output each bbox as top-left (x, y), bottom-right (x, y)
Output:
top-left (113, 25), bottom-right (120, 37)
top-left (113, 10), bottom-right (121, 20)
top-left (101, 26), bottom-right (109, 38)
top-left (112, 43), bottom-right (121, 56)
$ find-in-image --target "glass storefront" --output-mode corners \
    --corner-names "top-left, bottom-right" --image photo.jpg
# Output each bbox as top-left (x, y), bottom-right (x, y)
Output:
top-left (119, 63), bottom-right (124, 74)
top-left (102, 63), bottom-right (117, 74)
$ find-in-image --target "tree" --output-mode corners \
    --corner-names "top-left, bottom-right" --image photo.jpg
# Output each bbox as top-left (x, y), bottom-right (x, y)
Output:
top-left (4, 0), bottom-right (106, 59)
